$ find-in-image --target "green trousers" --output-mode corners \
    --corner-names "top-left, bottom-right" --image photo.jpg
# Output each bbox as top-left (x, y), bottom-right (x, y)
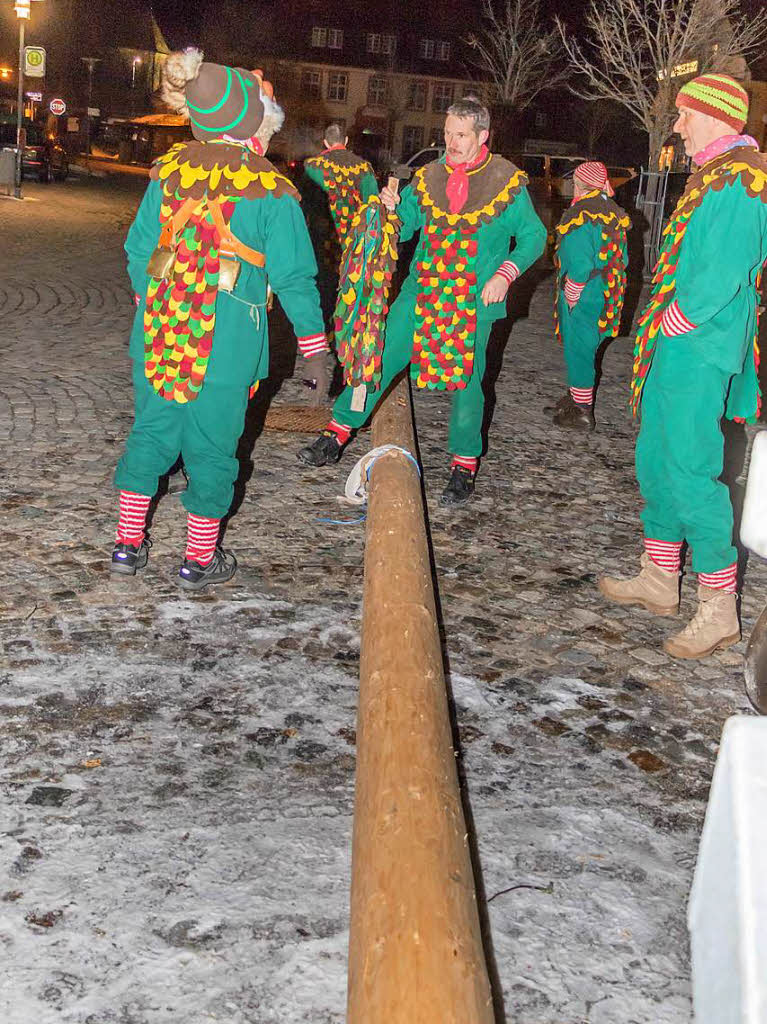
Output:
top-left (333, 289), bottom-right (493, 457)
top-left (114, 361), bottom-right (248, 519)
top-left (635, 336), bottom-right (736, 573)
top-left (558, 283), bottom-right (603, 389)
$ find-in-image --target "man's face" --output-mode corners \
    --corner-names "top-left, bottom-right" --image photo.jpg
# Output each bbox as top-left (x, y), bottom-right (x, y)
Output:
top-left (444, 115), bottom-right (489, 165)
top-left (673, 106), bottom-right (728, 158)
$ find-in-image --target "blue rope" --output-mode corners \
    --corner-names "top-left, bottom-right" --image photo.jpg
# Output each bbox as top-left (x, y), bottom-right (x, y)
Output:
top-left (316, 511), bottom-right (367, 526)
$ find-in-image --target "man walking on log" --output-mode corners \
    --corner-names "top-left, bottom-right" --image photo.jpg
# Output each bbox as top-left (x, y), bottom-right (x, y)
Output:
top-left (298, 97), bottom-right (547, 505)
top-left (599, 73), bottom-right (767, 658)
top-left (548, 161), bottom-right (630, 432)
top-left (112, 49), bottom-right (326, 589)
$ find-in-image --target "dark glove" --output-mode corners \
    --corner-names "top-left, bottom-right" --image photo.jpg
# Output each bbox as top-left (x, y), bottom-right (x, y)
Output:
top-left (302, 351), bottom-right (329, 406)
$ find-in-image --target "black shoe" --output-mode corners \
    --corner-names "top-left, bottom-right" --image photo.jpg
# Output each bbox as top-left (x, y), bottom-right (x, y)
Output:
top-left (297, 430), bottom-right (345, 467)
top-left (543, 391), bottom-right (570, 414)
top-left (111, 539), bottom-right (150, 576)
top-left (177, 546), bottom-right (237, 591)
top-left (440, 466), bottom-right (476, 506)
top-left (553, 393), bottom-right (595, 432)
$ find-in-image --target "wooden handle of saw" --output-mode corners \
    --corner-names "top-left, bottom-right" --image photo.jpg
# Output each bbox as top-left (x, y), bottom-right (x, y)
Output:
top-left (386, 175), bottom-right (400, 195)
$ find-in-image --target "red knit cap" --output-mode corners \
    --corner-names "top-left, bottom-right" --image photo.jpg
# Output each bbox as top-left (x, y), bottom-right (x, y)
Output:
top-left (675, 73), bottom-right (749, 132)
top-left (574, 161), bottom-right (614, 197)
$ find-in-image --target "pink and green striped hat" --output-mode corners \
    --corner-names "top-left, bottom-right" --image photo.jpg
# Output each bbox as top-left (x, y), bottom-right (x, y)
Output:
top-left (675, 73), bottom-right (749, 132)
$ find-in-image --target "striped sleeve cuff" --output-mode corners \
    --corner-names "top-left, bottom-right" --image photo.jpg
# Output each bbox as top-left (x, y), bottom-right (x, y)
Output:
top-left (660, 299), bottom-right (697, 337)
top-left (297, 333), bottom-right (328, 357)
top-left (495, 261), bottom-right (519, 285)
top-left (563, 277), bottom-right (586, 304)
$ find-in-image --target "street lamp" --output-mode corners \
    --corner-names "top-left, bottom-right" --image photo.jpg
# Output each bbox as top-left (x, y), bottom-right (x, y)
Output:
top-left (81, 56), bottom-right (100, 172)
top-left (131, 56), bottom-right (142, 117)
top-left (12, 0), bottom-right (42, 199)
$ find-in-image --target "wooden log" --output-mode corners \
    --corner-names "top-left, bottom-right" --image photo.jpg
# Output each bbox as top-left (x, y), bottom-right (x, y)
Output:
top-left (347, 376), bottom-right (494, 1023)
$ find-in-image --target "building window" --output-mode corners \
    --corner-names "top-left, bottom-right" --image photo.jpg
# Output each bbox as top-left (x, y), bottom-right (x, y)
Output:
top-left (301, 69), bottom-right (322, 99)
top-left (402, 125), bottom-right (424, 158)
top-left (382, 34), bottom-right (396, 55)
top-left (462, 84), bottom-right (483, 101)
top-left (418, 38), bottom-right (435, 59)
top-left (328, 28), bottom-right (344, 50)
top-left (367, 75), bottom-right (388, 107)
top-left (407, 80), bottom-right (427, 111)
top-left (435, 41), bottom-right (451, 61)
top-left (367, 33), bottom-right (381, 53)
top-left (327, 72), bottom-right (348, 103)
top-left (311, 26), bottom-right (327, 47)
top-left (534, 110), bottom-right (546, 128)
top-left (432, 82), bottom-right (454, 113)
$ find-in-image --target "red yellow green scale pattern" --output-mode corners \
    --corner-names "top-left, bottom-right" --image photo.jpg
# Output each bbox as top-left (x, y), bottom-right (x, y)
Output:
top-left (144, 195), bottom-right (238, 404)
top-left (307, 155), bottom-right (371, 249)
top-left (334, 196), bottom-right (399, 392)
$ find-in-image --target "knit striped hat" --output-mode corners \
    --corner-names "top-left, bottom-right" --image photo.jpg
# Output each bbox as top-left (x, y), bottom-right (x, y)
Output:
top-left (675, 73), bottom-right (749, 132)
top-left (574, 161), bottom-right (614, 197)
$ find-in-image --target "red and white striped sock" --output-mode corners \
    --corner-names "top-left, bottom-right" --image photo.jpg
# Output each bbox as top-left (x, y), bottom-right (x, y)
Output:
top-left (297, 333), bottom-right (328, 357)
top-left (644, 538), bottom-right (682, 573)
top-left (699, 563), bottom-right (737, 594)
top-left (327, 419), bottom-right (352, 444)
top-left (451, 455), bottom-right (478, 474)
top-left (185, 514), bottom-right (221, 566)
top-left (569, 386), bottom-right (594, 406)
top-left (116, 491), bottom-right (152, 545)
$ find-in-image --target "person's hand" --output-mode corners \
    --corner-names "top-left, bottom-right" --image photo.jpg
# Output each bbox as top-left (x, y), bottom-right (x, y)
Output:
top-left (380, 185), bottom-right (401, 212)
top-left (480, 273), bottom-right (510, 306)
top-left (302, 351), bottom-right (329, 406)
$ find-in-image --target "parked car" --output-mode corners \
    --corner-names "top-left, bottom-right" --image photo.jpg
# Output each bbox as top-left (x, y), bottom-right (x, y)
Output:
top-left (0, 123), bottom-right (69, 182)
top-left (515, 152), bottom-right (636, 199)
top-left (389, 145), bottom-right (446, 184)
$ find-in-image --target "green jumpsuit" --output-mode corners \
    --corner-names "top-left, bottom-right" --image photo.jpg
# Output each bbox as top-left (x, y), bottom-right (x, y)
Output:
top-left (554, 193), bottom-right (629, 389)
top-left (631, 144), bottom-right (767, 573)
top-left (332, 153), bottom-right (547, 456)
top-left (115, 143), bottom-right (324, 519)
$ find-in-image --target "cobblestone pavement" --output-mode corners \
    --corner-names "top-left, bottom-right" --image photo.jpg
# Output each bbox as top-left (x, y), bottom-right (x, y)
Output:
top-left (1, 177), bottom-right (764, 1024)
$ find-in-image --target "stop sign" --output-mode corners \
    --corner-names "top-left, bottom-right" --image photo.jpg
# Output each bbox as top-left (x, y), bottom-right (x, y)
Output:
top-left (49, 97), bottom-right (66, 116)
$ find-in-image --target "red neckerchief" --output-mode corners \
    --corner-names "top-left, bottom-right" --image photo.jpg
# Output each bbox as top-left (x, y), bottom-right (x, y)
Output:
top-left (445, 144), bottom-right (489, 214)
top-left (221, 134), bottom-right (263, 155)
top-left (321, 143), bottom-right (346, 155)
top-left (694, 133), bottom-right (759, 167)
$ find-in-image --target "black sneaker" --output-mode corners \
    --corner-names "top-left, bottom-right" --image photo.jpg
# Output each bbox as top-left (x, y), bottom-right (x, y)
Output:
top-left (553, 393), bottom-right (595, 432)
top-left (177, 547), bottom-right (237, 591)
top-left (440, 466), bottom-right (476, 506)
top-left (297, 430), bottom-right (345, 467)
top-left (111, 539), bottom-right (150, 576)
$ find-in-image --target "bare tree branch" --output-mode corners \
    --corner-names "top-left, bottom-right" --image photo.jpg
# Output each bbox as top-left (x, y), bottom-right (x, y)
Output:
top-left (465, 0), bottom-right (568, 111)
top-left (556, 0), bottom-right (767, 163)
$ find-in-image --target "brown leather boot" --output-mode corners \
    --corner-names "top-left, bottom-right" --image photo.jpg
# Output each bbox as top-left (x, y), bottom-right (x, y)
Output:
top-left (598, 552), bottom-right (679, 616)
top-left (553, 393), bottom-right (595, 432)
top-left (663, 585), bottom-right (740, 659)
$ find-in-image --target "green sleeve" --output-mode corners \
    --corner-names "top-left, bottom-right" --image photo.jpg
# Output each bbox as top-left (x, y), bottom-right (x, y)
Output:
top-left (304, 160), bottom-right (325, 191)
top-left (124, 178), bottom-right (163, 296)
top-left (261, 195), bottom-right (324, 338)
top-left (558, 222), bottom-right (598, 284)
top-left (394, 182), bottom-right (424, 244)
top-left (674, 185), bottom-right (764, 326)
top-left (360, 169), bottom-right (379, 201)
top-left (504, 187), bottom-right (547, 275)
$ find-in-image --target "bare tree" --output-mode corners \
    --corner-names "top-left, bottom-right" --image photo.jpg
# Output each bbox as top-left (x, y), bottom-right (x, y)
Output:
top-left (556, 0), bottom-right (767, 166)
top-left (581, 99), bottom-right (623, 158)
top-left (465, 0), bottom-right (567, 113)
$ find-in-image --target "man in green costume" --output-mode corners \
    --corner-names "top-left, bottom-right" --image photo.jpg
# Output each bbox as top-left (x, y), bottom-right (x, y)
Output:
top-left (298, 97), bottom-right (547, 505)
top-left (600, 73), bottom-right (767, 658)
top-left (112, 48), bottom-right (326, 589)
top-left (548, 161), bottom-right (630, 431)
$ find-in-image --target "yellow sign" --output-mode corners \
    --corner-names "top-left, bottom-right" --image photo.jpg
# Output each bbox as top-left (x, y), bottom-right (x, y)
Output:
top-left (658, 59), bottom-right (699, 81)
top-left (24, 46), bottom-right (46, 78)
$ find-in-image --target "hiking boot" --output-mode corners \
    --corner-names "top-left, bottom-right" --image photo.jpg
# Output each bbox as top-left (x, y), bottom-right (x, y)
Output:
top-left (553, 393), bottom-right (595, 432)
top-left (598, 552), bottom-right (679, 616)
top-left (663, 585), bottom-right (740, 659)
top-left (440, 466), bottom-right (476, 506)
top-left (543, 391), bottom-right (570, 414)
top-left (111, 539), bottom-right (150, 576)
top-left (297, 430), bottom-right (345, 467)
top-left (177, 547), bottom-right (237, 591)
